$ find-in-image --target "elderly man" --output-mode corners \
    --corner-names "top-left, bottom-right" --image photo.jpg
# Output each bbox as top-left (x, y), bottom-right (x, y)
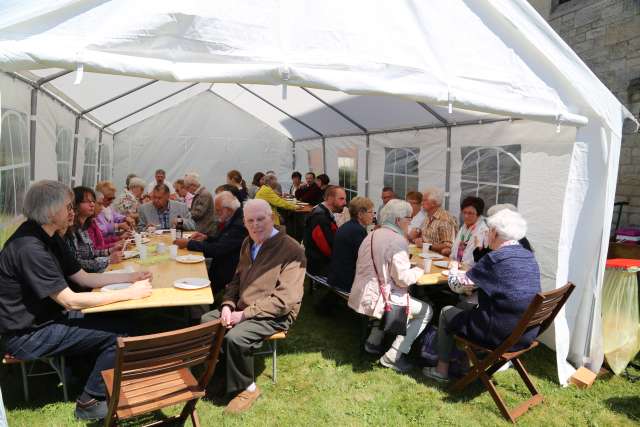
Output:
top-left (377, 186), bottom-right (396, 223)
top-left (294, 172), bottom-right (324, 206)
top-left (184, 172), bottom-right (216, 235)
top-left (174, 191), bottom-right (247, 294)
top-left (138, 184), bottom-right (195, 231)
top-left (145, 168), bottom-right (174, 196)
top-left (303, 185), bottom-right (347, 276)
top-left (201, 199), bottom-right (306, 414)
top-left (255, 174), bottom-right (296, 225)
top-left (0, 180), bottom-right (152, 420)
top-left (412, 187), bottom-right (458, 256)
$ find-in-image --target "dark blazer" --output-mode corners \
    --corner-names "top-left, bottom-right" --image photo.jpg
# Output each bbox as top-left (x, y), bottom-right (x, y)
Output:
top-left (187, 207), bottom-right (247, 292)
top-left (303, 203), bottom-right (337, 276)
top-left (448, 244), bottom-right (541, 351)
top-left (328, 219), bottom-right (367, 293)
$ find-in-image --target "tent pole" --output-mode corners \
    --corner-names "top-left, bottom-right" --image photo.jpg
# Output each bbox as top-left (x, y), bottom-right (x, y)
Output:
top-left (103, 83), bottom-right (200, 130)
top-left (322, 137), bottom-right (327, 173)
top-left (96, 129), bottom-right (103, 182)
top-left (236, 84), bottom-right (323, 139)
top-left (300, 87), bottom-right (368, 133)
top-left (365, 134), bottom-right (370, 197)
top-left (445, 126), bottom-right (452, 210)
top-left (417, 102), bottom-right (448, 125)
top-left (291, 139), bottom-right (296, 171)
top-left (294, 117), bottom-right (517, 143)
top-left (80, 80), bottom-right (159, 116)
top-left (71, 116), bottom-right (81, 187)
top-left (29, 88), bottom-right (37, 181)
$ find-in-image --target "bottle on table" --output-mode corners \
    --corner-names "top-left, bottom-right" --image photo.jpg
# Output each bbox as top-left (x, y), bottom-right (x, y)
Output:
top-left (176, 215), bottom-right (184, 239)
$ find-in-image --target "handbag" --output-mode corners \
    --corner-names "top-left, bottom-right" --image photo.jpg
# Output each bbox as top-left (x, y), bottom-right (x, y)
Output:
top-left (371, 230), bottom-right (409, 336)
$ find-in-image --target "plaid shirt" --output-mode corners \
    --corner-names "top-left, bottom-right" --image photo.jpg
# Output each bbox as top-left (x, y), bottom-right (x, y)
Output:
top-left (421, 207), bottom-right (458, 248)
top-left (68, 226), bottom-right (110, 273)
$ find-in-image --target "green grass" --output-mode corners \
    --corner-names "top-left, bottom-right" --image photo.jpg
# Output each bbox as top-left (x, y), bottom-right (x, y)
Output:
top-left (3, 285), bottom-right (640, 426)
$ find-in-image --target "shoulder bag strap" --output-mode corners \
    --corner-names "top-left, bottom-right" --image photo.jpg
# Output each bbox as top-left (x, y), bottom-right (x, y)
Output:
top-left (371, 230), bottom-right (392, 313)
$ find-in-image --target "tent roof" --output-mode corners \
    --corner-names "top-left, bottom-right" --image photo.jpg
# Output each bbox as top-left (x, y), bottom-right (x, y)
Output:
top-left (0, 0), bottom-right (634, 138)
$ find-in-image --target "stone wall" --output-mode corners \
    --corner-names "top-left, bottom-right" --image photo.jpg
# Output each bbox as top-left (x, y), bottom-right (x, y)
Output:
top-left (531, 0), bottom-right (640, 228)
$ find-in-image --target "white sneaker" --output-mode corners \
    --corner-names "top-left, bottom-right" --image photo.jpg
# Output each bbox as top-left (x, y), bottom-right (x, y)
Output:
top-left (379, 352), bottom-right (414, 373)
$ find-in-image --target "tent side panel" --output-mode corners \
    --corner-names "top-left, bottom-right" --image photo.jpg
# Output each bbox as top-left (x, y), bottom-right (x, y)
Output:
top-left (113, 91), bottom-right (292, 191)
top-left (36, 91), bottom-right (75, 182)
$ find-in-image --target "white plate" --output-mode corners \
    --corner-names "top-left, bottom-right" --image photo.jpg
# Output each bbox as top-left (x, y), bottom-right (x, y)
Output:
top-left (441, 269), bottom-right (466, 277)
top-left (128, 237), bottom-right (150, 244)
top-left (433, 260), bottom-right (449, 268)
top-left (173, 277), bottom-right (211, 290)
top-left (123, 250), bottom-right (139, 259)
top-left (153, 229), bottom-right (170, 235)
top-left (175, 254), bottom-right (205, 264)
top-left (419, 252), bottom-right (445, 260)
top-left (101, 282), bottom-right (132, 292)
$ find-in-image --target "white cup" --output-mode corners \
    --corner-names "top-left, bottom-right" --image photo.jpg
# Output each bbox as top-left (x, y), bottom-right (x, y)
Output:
top-left (156, 243), bottom-right (166, 254)
top-left (423, 258), bottom-right (432, 273)
top-left (169, 244), bottom-right (178, 259)
top-left (139, 244), bottom-right (148, 260)
top-left (170, 228), bottom-right (177, 240)
top-left (422, 242), bottom-right (431, 254)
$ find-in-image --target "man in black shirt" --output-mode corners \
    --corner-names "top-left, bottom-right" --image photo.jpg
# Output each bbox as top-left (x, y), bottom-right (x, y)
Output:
top-left (0, 181), bottom-right (153, 420)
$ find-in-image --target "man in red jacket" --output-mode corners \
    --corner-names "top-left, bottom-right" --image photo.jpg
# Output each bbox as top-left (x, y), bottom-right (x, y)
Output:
top-left (303, 186), bottom-right (347, 276)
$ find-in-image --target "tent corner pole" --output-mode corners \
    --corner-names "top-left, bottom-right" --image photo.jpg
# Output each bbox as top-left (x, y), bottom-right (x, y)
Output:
top-left (291, 139), bottom-right (296, 171)
top-left (71, 116), bottom-right (81, 187)
top-left (96, 129), bottom-right (104, 183)
top-left (445, 126), bottom-right (452, 210)
top-left (321, 137), bottom-right (327, 173)
top-left (29, 88), bottom-right (38, 181)
top-left (365, 134), bottom-right (370, 197)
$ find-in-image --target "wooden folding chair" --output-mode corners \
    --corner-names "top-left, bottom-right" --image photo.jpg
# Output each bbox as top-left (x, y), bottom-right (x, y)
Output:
top-left (101, 319), bottom-right (225, 427)
top-left (450, 282), bottom-right (575, 423)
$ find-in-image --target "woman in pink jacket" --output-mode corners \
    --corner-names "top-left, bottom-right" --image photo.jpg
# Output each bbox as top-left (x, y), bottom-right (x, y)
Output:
top-left (348, 199), bottom-right (433, 373)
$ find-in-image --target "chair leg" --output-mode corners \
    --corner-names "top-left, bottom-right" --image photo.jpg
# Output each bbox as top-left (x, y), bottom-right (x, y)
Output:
top-left (272, 341), bottom-right (277, 384)
top-left (19, 362), bottom-right (29, 402)
top-left (59, 356), bottom-right (68, 402)
top-left (512, 358), bottom-right (539, 396)
top-left (190, 407), bottom-right (201, 427)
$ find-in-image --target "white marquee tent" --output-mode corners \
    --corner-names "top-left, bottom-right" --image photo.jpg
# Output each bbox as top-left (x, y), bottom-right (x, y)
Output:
top-left (0, 0), bottom-right (636, 384)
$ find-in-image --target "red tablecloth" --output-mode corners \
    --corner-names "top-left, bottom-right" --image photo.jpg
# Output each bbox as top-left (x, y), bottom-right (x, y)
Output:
top-left (605, 259), bottom-right (640, 269)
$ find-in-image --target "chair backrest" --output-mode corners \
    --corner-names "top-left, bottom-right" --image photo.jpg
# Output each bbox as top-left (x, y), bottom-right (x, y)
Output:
top-left (110, 319), bottom-right (225, 405)
top-left (495, 282), bottom-right (575, 354)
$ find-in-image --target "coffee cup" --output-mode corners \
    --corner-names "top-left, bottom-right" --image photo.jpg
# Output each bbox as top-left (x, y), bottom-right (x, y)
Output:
top-left (170, 228), bottom-right (177, 240)
top-left (423, 258), bottom-right (432, 272)
top-left (169, 244), bottom-right (178, 259)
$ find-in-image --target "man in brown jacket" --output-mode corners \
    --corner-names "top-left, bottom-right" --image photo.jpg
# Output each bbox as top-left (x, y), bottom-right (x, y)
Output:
top-left (201, 198), bottom-right (306, 414)
top-left (184, 172), bottom-right (216, 235)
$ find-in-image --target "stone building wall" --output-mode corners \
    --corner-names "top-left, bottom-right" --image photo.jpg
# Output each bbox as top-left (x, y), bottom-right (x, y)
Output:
top-left (530, 0), bottom-right (640, 227)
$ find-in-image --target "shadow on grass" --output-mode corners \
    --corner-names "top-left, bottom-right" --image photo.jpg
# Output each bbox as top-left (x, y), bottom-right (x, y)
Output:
top-left (604, 396), bottom-right (640, 422)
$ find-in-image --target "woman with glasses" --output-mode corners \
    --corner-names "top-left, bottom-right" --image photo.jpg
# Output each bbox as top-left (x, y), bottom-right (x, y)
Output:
top-left (95, 181), bottom-right (133, 241)
top-left (349, 199), bottom-right (433, 372)
top-left (327, 197), bottom-right (375, 293)
top-left (68, 187), bottom-right (123, 273)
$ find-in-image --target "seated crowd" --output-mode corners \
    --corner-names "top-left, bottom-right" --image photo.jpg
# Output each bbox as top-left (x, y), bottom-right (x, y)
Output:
top-left (0, 165), bottom-right (541, 420)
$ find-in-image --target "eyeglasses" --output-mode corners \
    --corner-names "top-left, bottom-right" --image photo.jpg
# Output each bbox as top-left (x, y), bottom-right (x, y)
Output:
top-left (66, 203), bottom-right (75, 211)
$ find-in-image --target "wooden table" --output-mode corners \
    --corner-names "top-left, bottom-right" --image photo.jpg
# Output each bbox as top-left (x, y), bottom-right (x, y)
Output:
top-left (284, 203), bottom-right (313, 242)
top-left (82, 233), bottom-right (213, 313)
top-left (408, 247), bottom-right (450, 286)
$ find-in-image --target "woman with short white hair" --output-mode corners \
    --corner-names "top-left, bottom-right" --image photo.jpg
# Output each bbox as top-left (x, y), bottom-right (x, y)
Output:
top-left (423, 209), bottom-right (541, 382)
top-left (349, 199), bottom-right (433, 372)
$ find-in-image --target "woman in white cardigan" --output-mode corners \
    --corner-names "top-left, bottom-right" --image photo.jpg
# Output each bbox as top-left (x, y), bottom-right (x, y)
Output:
top-left (348, 199), bottom-right (433, 373)
top-left (451, 196), bottom-right (489, 269)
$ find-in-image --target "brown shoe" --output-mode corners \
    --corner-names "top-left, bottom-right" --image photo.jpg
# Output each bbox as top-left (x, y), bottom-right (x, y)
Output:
top-left (224, 386), bottom-right (261, 414)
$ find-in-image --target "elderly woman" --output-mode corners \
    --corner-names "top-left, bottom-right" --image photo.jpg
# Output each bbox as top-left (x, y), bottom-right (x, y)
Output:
top-left (328, 197), bottom-right (375, 293)
top-left (0, 180), bottom-right (152, 420)
top-left (255, 174), bottom-right (296, 225)
top-left (451, 196), bottom-right (488, 269)
top-left (113, 176), bottom-right (145, 220)
top-left (70, 186), bottom-right (123, 272)
top-left (95, 181), bottom-right (133, 240)
top-left (248, 172), bottom-right (265, 199)
top-left (88, 191), bottom-right (123, 250)
top-left (349, 199), bottom-right (433, 372)
top-left (423, 209), bottom-right (541, 382)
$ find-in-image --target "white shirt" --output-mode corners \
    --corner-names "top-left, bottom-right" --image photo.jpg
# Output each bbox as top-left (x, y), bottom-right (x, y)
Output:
top-left (146, 180), bottom-right (174, 195)
top-left (409, 209), bottom-right (427, 231)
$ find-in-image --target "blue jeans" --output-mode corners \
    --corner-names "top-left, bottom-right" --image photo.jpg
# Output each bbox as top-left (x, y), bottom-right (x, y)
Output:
top-left (1, 313), bottom-right (129, 399)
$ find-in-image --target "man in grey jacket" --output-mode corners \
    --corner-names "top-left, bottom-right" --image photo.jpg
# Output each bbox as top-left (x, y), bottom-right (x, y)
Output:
top-left (138, 184), bottom-right (195, 231)
top-left (184, 172), bottom-right (216, 235)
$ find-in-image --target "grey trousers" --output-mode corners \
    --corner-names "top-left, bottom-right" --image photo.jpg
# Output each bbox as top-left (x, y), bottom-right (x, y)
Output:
top-left (437, 302), bottom-right (475, 362)
top-left (202, 310), bottom-right (291, 394)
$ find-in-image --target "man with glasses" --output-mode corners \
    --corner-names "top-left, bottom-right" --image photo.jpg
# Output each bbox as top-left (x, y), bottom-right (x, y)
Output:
top-left (138, 184), bottom-right (195, 231)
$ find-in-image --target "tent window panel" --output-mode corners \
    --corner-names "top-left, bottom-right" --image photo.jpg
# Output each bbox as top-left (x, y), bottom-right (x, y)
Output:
top-left (56, 126), bottom-right (73, 185)
top-left (383, 147), bottom-right (419, 199)
top-left (100, 145), bottom-right (112, 181)
top-left (460, 145), bottom-right (521, 208)
top-left (0, 109), bottom-right (30, 219)
top-left (307, 148), bottom-right (323, 173)
top-left (338, 156), bottom-right (357, 202)
top-left (82, 138), bottom-right (98, 188)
